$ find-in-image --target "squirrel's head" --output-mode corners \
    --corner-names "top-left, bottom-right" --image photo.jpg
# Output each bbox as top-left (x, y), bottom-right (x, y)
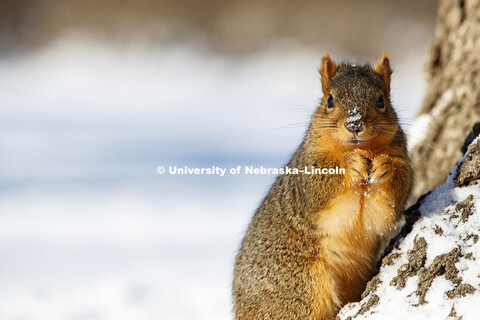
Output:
top-left (312, 52), bottom-right (400, 152)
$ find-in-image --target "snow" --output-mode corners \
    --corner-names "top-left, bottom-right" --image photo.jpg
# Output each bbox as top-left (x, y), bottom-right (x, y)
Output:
top-left (0, 33), bottom-right (426, 319)
top-left (346, 107), bottom-right (362, 124)
top-left (405, 86), bottom-right (456, 152)
top-left (406, 88), bottom-right (454, 151)
top-left (432, 89), bottom-right (454, 117)
top-left (407, 113), bottom-right (432, 151)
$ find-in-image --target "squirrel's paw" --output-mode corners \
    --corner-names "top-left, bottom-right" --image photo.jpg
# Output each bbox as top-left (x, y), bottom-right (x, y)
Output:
top-left (369, 154), bottom-right (393, 184)
top-left (344, 152), bottom-right (370, 182)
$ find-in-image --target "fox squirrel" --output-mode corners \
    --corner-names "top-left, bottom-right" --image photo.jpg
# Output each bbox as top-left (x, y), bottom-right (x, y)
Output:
top-left (233, 53), bottom-right (413, 320)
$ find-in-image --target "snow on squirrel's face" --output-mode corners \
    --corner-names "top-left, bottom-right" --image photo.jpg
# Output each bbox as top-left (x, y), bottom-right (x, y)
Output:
top-left (312, 63), bottom-right (400, 150)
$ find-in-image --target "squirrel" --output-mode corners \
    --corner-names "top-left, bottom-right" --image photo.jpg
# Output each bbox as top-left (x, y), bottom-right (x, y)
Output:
top-left (232, 52), bottom-right (413, 320)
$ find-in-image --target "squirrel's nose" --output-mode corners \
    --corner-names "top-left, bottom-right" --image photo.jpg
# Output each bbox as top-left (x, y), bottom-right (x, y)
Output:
top-left (346, 107), bottom-right (364, 134)
top-left (345, 121), bottom-right (364, 134)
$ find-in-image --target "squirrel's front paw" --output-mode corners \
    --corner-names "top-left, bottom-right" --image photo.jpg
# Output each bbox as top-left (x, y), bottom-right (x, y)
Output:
top-left (369, 154), bottom-right (393, 183)
top-left (344, 152), bottom-right (370, 182)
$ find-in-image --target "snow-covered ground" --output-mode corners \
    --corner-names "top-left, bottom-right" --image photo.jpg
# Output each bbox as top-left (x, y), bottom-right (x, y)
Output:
top-left (0, 35), bottom-right (425, 320)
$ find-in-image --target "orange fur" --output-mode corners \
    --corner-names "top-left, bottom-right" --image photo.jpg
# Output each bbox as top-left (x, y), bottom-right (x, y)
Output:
top-left (312, 146), bottom-right (407, 315)
top-left (308, 52), bottom-right (410, 317)
top-left (320, 52), bottom-right (338, 96)
top-left (374, 53), bottom-right (392, 98)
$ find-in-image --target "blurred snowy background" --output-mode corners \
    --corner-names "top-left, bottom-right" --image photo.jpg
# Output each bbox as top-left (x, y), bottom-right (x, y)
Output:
top-left (0, 1), bottom-right (438, 319)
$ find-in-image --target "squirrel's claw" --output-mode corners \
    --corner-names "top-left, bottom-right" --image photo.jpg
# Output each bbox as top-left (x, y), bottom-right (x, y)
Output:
top-left (369, 155), bottom-right (393, 183)
top-left (344, 152), bottom-right (370, 182)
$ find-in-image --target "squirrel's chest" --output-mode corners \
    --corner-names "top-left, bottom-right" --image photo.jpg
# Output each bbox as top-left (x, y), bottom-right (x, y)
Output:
top-left (310, 185), bottom-right (403, 309)
top-left (315, 184), bottom-right (400, 240)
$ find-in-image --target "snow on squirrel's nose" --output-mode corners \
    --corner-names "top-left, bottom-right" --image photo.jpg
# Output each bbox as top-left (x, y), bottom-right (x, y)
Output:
top-left (345, 106), bottom-right (363, 133)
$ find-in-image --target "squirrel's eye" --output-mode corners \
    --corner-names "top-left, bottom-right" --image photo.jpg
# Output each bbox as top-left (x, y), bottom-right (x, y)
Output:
top-left (377, 95), bottom-right (385, 110)
top-left (327, 94), bottom-right (334, 109)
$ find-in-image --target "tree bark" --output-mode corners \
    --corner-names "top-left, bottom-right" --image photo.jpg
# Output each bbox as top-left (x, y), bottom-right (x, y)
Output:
top-left (410, 0), bottom-right (480, 202)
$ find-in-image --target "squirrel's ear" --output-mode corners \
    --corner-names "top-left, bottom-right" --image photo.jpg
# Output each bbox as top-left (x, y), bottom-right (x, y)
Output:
top-left (374, 53), bottom-right (392, 97)
top-left (320, 52), bottom-right (337, 95)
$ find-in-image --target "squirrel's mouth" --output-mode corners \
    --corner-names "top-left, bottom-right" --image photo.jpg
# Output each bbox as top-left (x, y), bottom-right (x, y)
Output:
top-left (345, 137), bottom-right (368, 145)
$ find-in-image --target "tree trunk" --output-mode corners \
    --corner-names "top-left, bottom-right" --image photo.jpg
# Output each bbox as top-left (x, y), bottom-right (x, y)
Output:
top-left (410, 0), bottom-right (480, 202)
